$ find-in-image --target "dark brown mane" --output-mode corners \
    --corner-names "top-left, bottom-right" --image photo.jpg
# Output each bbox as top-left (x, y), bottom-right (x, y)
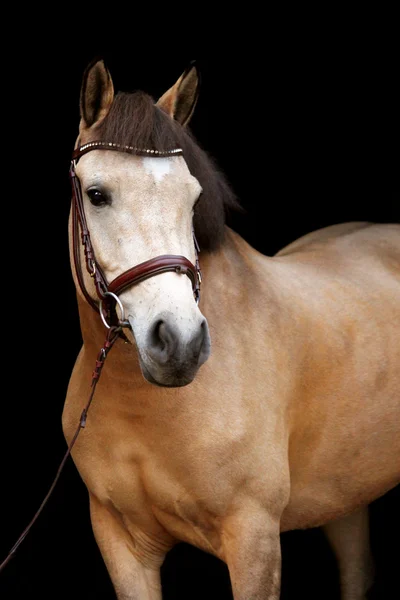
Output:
top-left (95, 91), bottom-right (240, 251)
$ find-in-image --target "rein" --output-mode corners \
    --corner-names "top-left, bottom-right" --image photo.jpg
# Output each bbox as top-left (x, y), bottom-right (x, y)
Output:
top-left (0, 325), bottom-right (121, 573)
top-left (0, 141), bottom-right (202, 572)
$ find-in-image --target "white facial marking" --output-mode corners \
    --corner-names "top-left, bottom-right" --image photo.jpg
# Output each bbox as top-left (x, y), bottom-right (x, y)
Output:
top-left (142, 156), bottom-right (171, 182)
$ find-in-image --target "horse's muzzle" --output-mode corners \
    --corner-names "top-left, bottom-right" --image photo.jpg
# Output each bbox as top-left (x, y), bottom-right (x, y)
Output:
top-left (140, 313), bottom-right (211, 387)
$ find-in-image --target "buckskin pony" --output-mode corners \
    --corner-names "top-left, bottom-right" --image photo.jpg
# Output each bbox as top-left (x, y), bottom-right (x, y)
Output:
top-left (62, 59), bottom-right (400, 599)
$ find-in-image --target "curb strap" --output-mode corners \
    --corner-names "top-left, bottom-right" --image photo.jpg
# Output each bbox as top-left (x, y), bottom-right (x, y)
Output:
top-left (0, 326), bottom-right (122, 573)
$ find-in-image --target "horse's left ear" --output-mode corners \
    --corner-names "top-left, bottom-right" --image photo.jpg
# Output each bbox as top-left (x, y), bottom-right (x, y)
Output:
top-left (156, 63), bottom-right (200, 126)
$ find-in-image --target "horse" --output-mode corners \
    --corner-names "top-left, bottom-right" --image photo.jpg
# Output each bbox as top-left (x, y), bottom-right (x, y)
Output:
top-left (62, 59), bottom-right (400, 600)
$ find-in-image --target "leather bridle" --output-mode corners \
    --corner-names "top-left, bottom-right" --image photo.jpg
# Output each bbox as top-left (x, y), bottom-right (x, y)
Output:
top-left (0, 141), bottom-right (203, 573)
top-left (70, 140), bottom-right (202, 327)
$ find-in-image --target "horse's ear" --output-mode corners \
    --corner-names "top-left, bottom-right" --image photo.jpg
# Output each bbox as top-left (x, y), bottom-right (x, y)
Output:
top-left (156, 63), bottom-right (200, 126)
top-left (79, 59), bottom-right (114, 129)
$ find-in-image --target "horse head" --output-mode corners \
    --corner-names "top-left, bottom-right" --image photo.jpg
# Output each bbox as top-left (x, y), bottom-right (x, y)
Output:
top-left (71, 60), bottom-right (215, 387)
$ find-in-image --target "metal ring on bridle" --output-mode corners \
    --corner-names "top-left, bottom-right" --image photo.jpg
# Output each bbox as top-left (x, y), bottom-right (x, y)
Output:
top-left (99, 292), bottom-right (126, 329)
top-left (89, 261), bottom-right (96, 278)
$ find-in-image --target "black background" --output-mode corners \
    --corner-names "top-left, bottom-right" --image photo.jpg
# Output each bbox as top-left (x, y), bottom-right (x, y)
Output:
top-left (1, 25), bottom-right (399, 600)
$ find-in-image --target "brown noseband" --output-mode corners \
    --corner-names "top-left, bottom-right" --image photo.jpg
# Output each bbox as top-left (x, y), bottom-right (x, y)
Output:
top-left (69, 141), bottom-right (202, 326)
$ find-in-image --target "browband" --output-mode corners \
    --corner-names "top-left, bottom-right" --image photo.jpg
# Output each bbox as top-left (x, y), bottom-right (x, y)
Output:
top-left (73, 141), bottom-right (183, 162)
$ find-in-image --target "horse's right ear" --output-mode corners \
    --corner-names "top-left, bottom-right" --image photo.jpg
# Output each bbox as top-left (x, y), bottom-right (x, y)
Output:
top-left (79, 59), bottom-right (114, 129)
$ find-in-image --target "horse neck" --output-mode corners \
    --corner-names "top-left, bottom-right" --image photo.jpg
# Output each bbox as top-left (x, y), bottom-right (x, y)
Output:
top-left (199, 227), bottom-right (282, 316)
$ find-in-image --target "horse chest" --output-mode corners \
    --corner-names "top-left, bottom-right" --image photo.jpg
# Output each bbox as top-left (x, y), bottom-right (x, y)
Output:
top-left (89, 445), bottom-right (228, 557)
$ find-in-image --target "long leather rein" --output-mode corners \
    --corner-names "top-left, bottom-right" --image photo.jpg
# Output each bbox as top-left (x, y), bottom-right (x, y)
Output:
top-left (0, 141), bottom-right (202, 572)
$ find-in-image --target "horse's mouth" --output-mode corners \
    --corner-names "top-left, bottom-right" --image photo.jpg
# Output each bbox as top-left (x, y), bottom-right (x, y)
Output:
top-left (139, 359), bottom-right (197, 388)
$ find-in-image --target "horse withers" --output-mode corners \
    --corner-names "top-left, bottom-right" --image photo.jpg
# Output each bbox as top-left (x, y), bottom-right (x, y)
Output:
top-left (62, 59), bottom-right (400, 599)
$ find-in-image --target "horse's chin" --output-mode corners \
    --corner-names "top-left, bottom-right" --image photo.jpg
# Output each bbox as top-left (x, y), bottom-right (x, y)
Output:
top-left (139, 360), bottom-right (197, 388)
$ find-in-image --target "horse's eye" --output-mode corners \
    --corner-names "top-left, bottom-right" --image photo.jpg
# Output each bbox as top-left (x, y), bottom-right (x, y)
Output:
top-left (87, 189), bottom-right (109, 207)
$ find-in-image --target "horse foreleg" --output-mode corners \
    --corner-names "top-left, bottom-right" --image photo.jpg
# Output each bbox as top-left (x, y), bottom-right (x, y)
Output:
top-left (222, 510), bottom-right (281, 600)
top-left (89, 495), bottom-right (171, 600)
top-left (323, 506), bottom-right (374, 600)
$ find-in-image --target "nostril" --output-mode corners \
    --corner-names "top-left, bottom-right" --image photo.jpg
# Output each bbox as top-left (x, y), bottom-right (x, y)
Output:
top-left (150, 320), bottom-right (165, 351)
top-left (148, 319), bottom-right (178, 362)
top-left (197, 319), bottom-right (211, 364)
top-left (189, 319), bottom-right (206, 355)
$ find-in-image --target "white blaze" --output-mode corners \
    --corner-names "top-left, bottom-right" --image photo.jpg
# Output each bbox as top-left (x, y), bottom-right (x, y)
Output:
top-left (142, 157), bottom-right (171, 182)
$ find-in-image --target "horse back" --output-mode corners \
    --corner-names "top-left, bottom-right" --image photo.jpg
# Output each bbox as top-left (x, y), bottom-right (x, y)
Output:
top-left (276, 221), bottom-right (400, 267)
